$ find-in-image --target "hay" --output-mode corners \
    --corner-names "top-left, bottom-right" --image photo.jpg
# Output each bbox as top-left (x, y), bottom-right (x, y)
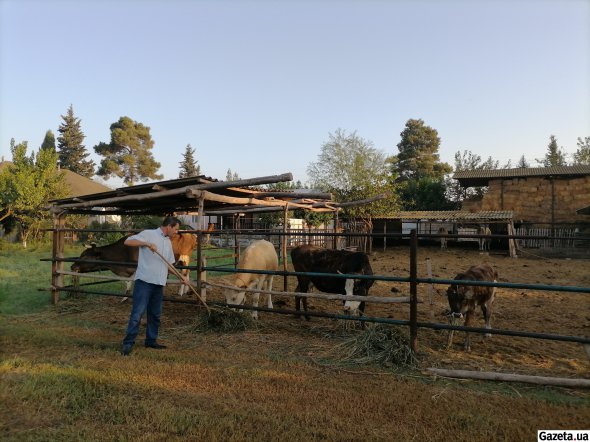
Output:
top-left (331, 324), bottom-right (418, 370)
top-left (193, 307), bottom-right (256, 333)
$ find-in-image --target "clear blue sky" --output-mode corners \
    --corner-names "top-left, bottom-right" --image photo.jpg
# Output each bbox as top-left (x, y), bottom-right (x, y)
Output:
top-left (1, 0), bottom-right (588, 187)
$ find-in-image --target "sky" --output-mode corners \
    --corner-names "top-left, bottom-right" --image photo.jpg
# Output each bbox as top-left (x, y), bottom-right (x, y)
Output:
top-left (1, 0), bottom-right (589, 188)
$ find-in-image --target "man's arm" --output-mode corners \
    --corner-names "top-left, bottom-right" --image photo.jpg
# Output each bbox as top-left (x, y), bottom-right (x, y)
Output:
top-left (124, 238), bottom-right (157, 253)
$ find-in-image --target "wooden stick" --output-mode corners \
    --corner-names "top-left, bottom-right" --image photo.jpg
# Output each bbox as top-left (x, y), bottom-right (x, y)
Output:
top-left (426, 368), bottom-right (590, 388)
top-left (152, 249), bottom-right (211, 313)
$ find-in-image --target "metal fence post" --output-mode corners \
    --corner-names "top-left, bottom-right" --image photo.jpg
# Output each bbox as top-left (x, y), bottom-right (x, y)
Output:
top-left (410, 228), bottom-right (418, 352)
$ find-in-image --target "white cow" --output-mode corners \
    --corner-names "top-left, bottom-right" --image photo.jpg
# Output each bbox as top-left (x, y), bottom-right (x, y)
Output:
top-left (438, 227), bottom-right (448, 250)
top-left (223, 240), bottom-right (278, 319)
top-left (479, 226), bottom-right (492, 251)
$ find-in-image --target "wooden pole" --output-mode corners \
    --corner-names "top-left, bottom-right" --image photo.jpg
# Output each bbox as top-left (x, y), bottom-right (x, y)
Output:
top-left (426, 368), bottom-right (590, 388)
top-left (409, 229), bottom-right (418, 353)
top-left (283, 205), bottom-right (288, 292)
top-left (51, 213), bottom-right (66, 304)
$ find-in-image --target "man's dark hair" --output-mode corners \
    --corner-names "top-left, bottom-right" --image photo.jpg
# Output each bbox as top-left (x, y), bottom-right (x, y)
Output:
top-left (162, 216), bottom-right (182, 227)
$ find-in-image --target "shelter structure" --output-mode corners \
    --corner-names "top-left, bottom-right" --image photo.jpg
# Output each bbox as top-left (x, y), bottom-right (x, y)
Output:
top-left (47, 172), bottom-right (385, 303)
top-left (372, 210), bottom-right (517, 256)
top-left (454, 166), bottom-right (590, 225)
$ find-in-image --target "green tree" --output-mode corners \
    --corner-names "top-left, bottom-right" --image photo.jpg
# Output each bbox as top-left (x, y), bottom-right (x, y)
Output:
top-left (94, 116), bottom-right (163, 185)
top-left (0, 139), bottom-right (68, 247)
top-left (446, 149), bottom-right (499, 205)
top-left (393, 119), bottom-right (452, 181)
top-left (398, 177), bottom-right (456, 211)
top-left (41, 130), bottom-right (56, 151)
top-left (179, 144), bottom-right (201, 178)
top-left (57, 105), bottom-right (95, 177)
top-left (536, 135), bottom-right (567, 167)
top-left (517, 155), bottom-right (530, 168)
top-left (307, 128), bottom-right (398, 221)
top-left (573, 136), bottom-right (590, 165)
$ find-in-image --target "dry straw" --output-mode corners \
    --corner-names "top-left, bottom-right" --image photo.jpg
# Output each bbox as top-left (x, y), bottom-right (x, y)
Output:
top-left (330, 324), bottom-right (418, 370)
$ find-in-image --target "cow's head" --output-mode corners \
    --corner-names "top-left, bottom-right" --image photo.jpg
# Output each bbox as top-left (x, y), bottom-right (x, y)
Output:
top-left (223, 276), bottom-right (256, 308)
top-left (71, 244), bottom-right (103, 273)
top-left (342, 273), bottom-right (373, 315)
top-left (446, 282), bottom-right (474, 317)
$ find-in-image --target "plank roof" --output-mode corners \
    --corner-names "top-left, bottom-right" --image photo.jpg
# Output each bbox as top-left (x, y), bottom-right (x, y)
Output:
top-left (375, 210), bottom-right (514, 222)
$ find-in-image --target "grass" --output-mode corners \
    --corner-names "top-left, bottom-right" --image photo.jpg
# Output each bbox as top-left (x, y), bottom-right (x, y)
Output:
top-left (1, 241), bottom-right (589, 441)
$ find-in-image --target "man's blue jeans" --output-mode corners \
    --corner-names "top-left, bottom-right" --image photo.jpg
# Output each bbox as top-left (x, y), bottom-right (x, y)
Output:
top-left (123, 279), bottom-right (164, 346)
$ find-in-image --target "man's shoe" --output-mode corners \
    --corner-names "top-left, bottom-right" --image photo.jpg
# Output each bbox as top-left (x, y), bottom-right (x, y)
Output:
top-left (145, 343), bottom-right (167, 349)
top-left (121, 343), bottom-right (133, 356)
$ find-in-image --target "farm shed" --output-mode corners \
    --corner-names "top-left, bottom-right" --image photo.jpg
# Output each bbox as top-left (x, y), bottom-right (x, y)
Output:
top-left (372, 210), bottom-right (516, 256)
top-left (454, 165), bottom-right (590, 225)
top-left (46, 172), bottom-right (384, 303)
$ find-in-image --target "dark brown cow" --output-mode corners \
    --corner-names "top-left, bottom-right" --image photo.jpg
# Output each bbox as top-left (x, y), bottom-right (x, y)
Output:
top-left (445, 263), bottom-right (498, 351)
top-left (290, 244), bottom-right (374, 319)
top-left (71, 235), bottom-right (138, 296)
top-left (71, 232), bottom-right (197, 297)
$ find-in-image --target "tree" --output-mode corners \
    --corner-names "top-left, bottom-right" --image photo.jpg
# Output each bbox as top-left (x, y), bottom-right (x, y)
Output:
top-left (41, 130), bottom-right (56, 151)
top-left (393, 119), bottom-right (452, 181)
top-left (57, 105), bottom-right (95, 177)
top-left (226, 169), bottom-right (240, 181)
top-left (536, 135), bottom-right (567, 167)
top-left (398, 177), bottom-right (456, 211)
top-left (178, 144), bottom-right (201, 178)
top-left (0, 139), bottom-right (68, 247)
top-left (94, 116), bottom-right (163, 185)
top-left (573, 136), bottom-right (590, 165)
top-left (516, 155), bottom-right (530, 168)
top-left (446, 150), bottom-right (499, 205)
top-left (307, 129), bottom-right (398, 221)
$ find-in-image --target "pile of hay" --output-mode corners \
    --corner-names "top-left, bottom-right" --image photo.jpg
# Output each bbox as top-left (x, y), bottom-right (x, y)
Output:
top-left (331, 324), bottom-right (418, 370)
top-left (193, 307), bottom-right (256, 333)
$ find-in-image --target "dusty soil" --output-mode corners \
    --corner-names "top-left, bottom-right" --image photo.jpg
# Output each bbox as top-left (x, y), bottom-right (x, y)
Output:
top-left (197, 244), bottom-right (590, 379)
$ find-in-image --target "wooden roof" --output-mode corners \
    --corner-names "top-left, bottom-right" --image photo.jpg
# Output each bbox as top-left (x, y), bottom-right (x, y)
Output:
top-left (454, 165), bottom-right (590, 187)
top-left (48, 172), bottom-right (383, 216)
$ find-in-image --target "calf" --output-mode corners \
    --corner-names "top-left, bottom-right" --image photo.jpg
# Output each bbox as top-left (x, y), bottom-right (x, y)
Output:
top-left (438, 227), bottom-right (448, 250)
top-left (445, 263), bottom-right (498, 351)
top-left (170, 232), bottom-right (198, 296)
top-left (223, 240), bottom-right (278, 319)
top-left (290, 244), bottom-right (374, 319)
top-left (478, 226), bottom-right (491, 251)
top-left (71, 235), bottom-right (138, 297)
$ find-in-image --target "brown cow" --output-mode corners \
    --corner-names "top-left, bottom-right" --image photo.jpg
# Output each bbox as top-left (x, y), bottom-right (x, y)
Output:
top-left (170, 232), bottom-right (198, 296)
top-left (445, 263), bottom-right (498, 351)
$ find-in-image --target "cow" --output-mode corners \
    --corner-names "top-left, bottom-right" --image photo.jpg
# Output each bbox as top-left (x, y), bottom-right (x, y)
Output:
top-left (438, 227), bottom-right (448, 250)
top-left (290, 244), bottom-right (374, 320)
top-left (479, 225), bottom-right (492, 251)
top-left (170, 232), bottom-right (198, 296)
top-left (71, 232), bottom-right (197, 298)
top-left (223, 240), bottom-right (278, 319)
top-left (70, 235), bottom-right (138, 297)
top-left (445, 263), bottom-right (498, 351)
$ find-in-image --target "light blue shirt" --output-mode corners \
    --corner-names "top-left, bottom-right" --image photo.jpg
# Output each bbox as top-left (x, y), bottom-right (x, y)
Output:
top-left (127, 228), bottom-right (175, 286)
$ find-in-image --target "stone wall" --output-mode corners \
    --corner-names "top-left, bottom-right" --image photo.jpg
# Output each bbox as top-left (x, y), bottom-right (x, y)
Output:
top-left (471, 176), bottom-right (590, 223)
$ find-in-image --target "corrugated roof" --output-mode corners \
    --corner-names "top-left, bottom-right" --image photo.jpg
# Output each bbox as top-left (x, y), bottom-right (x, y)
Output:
top-left (454, 165), bottom-right (590, 180)
top-left (377, 211), bottom-right (514, 221)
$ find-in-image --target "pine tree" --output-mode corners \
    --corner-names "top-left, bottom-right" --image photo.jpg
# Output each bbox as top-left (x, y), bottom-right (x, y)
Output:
top-left (94, 116), bottom-right (162, 185)
top-left (573, 136), bottom-right (590, 165)
top-left (178, 144), bottom-right (201, 178)
top-left (226, 169), bottom-right (240, 181)
top-left (536, 135), bottom-right (567, 167)
top-left (41, 130), bottom-right (56, 151)
top-left (516, 155), bottom-right (530, 168)
top-left (57, 105), bottom-right (95, 177)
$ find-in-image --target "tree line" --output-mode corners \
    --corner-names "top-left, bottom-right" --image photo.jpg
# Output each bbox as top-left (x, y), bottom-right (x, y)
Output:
top-left (1, 105), bottom-right (589, 245)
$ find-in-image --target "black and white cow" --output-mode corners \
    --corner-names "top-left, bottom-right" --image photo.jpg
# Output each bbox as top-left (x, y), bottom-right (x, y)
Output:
top-left (445, 263), bottom-right (498, 351)
top-left (290, 245), bottom-right (374, 319)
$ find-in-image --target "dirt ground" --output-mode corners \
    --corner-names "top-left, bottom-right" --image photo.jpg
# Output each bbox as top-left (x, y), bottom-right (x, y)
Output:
top-left (197, 243), bottom-right (590, 379)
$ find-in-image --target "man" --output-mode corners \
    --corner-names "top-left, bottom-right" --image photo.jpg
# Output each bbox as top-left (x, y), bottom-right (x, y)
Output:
top-left (120, 216), bottom-right (187, 356)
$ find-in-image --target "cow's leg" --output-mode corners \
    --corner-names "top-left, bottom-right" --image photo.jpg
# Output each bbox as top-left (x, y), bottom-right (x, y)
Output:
top-left (121, 279), bottom-right (133, 303)
top-left (250, 279), bottom-right (264, 320)
top-left (483, 287), bottom-right (496, 338)
top-left (463, 310), bottom-right (474, 351)
top-left (294, 278), bottom-right (311, 320)
top-left (264, 275), bottom-right (274, 309)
